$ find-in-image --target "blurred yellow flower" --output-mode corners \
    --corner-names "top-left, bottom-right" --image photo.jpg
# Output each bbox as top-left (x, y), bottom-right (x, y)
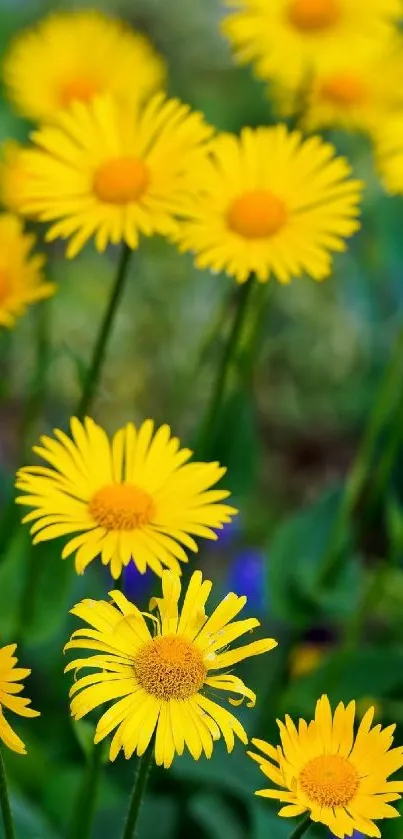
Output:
top-left (0, 641), bottom-right (39, 754)
top-left (65, 570), bottom-right (277, 767)
top-left (273, 39), bottom-right (403, 136)
top-left (175, 125), bottom-right (363, 284)
top-left (0, 141), bottom-right (30, 216)
top-left (375, 115), bottom-right (403, 194)
top-left (248, 694), bottom-right (403, 838)
top-left (222, 0), bottom-right (402, 87)
top-left (3, 9), bottom-right (165, 122)
top-left (16, 417), bottom-right (236, 579)
top-left (19, 94), bottom-right (213, 258)
top-left (0, 214), bottom-right (54, 328)
top-left (289, 642), bottom-right (326, 678)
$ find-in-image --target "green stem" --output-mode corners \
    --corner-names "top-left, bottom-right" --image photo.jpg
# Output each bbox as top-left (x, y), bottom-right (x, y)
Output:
top-left (121, 743), bottom-right (154, 839)
top-left (287, 813), bottom-right (311, 839)
top-left (68, 744), bottom-right (103, 839)
top-left (76, 243), bottom-right (132, 420)
top-left (318, 324), bottom-right (403, 588)
top-left (196, 275), bottom-right (255, 456)
top-left (0, 746), bottom-right (16, 839)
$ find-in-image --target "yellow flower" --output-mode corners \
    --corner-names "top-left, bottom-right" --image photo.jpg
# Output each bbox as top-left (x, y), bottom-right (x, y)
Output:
top-left (273, 39), bottom-right (403, 137)
top-left (0, 641), bottom-right (39, 754)
top-left (375, 115), bottom-right (403, 194)
top-left (16, 417), bottom-right (236, 579)
top-left (175, 125), bottom-right (362, 284)
top-left (65, 570), bottom-right (277, 767)
top-left (3, 9), bottom-right (165, 122)
top-left (0, 213), bottom-right (54, 328)
top-left (248, 694), bottom-right (403, 838)
top-left (222, 0), bottom-right (402, 88)
top-left (19, 93), bottom-right (213, 258)
top-left (289, 642), bottom-right (326, 679)
top-left (0, 141), bottom-right (31, 216)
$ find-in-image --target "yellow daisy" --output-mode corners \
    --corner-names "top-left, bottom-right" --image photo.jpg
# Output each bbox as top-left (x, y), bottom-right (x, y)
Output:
top-left (222, 0), bottom-right (402, 88)
top-left (15, 417), bottom-right (236, 579)
top-left (175, 125), bottom-right (363, 284)
top-left (375, 115), bottom-right (403, 194)
top-left (3, 9), bottom-right (165, 122)
top-left (248, 694), bottom-right (403, 838)
top-left (0, 640), bottom-right (39, 755)
top-left (65, 570), bottom-right (278, 767)
top-left (0, 141), bottom-right (31, 216)
top-left (18, 93), bottom-right (213, 258)
top-left (273, 38), bottom-right (403, 136)
top-left (0, 213), bottom-right (54, 329)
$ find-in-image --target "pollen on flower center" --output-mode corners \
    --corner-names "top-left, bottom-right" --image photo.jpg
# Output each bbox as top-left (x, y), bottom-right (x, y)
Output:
top-left (93, 157), bottom-right (150, 204)
top-left (288, 0), bottom-right (340, 31)
top-left (59, 76), bottom-right (101, 107)
top-left (299, 754), bottom-right (359, 807)
top-left (320, 73), bottom-right (366, 106)
top-left (227, 190), bottom-right (287, 239)
top-left (134, 635), bottom-right (207, 700)
top-left (89, 483), bottom-right (155, 530)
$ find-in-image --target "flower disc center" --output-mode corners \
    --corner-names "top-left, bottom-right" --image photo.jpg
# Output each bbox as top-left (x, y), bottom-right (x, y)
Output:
top-left (59, 76), bottom-right (101, 107)
top-left (89, 483), bottom-right (155, 530)
top-left (320, 73), bottom-right (366, 106)
top-left (227, 190), bottom-right (287, 239)
top-left (299, 754), bottom-right (359, 807)
top-left (288, 0), bottom-right (340, 31)
top-left (134, 635), bottom-right (207, 700)
top-left (93, 157), bottom-right (149, 204)
top-left (0, 270), bottom-right (9, 303)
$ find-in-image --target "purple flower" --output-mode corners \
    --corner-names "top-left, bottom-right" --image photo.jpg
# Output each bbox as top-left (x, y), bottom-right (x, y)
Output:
top-left (123, 561), bottom-right (154, 601)
top-left (226, 548), bottom-right (266, 613)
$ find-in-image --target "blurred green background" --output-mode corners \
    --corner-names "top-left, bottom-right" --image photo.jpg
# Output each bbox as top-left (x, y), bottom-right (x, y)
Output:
top-left (2, 1), bottom-right (403, 838)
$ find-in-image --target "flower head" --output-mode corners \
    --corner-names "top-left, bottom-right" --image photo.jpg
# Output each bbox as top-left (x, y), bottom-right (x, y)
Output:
top-left (375, 115), bottom-right (403, 194)
top-left (18, 93), bottom-right (213, 257)
top-left (0, 141), bottom-right (31, 216)
top-left (0, 213), bottom-right (54, 328)
top-left (248, 694), bottom-right (403, 838)
top-left (3, 9), bottom-right (165, 122)
top-left (273, 39), bottom-right (403, 137)
top-left (222, 0), bottom-right (402, 88)
top-left (65, 570), bottom-right (277, 767)
top-left (0, 641), bottom-right (39, 754)
top-left (175, 125), bottom-right (362, 284)
top-left (16, 417), bottom-right (237, 579)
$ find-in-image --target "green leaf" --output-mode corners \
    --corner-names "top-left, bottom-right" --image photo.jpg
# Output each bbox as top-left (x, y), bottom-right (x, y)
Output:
top-left (206, 387), bottom-right (261, 499)
top-left (189, 792), bottom-right (246, 839)
top-left (0, 793), bottom-right (60, 839)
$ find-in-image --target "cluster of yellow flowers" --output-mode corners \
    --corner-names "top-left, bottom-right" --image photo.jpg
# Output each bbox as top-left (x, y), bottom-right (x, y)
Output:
top-left (0, 6), bottom-right (402, 839)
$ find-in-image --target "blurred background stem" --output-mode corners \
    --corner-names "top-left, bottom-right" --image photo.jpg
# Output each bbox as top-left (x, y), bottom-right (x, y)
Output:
top-left (67, 743), bottom-right (103, 839)
top-left (0, 746), bottom-right (15, 839)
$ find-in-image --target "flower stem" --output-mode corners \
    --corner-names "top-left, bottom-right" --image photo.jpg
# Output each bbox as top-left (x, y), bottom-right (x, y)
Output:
top-left (0, 746), bottom-right (16, 839)
top-left (196, 275), bottom-right (255, 457)
top-left (76, 242), bottom-right (132, 420)
top-left (287, 813), bottom-right (311, 839)
top-left (121, 743), bottom-right (154, 839)
top-left (68, 743), bottom-right (103, 839)
top-left (318, 323), bottom-right (403, 588)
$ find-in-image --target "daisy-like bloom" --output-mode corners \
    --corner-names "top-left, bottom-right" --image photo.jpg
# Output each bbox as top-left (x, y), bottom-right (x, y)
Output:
top-left (65, 570), bottom-right (278, 767)
top-left (273, 39), bottom-right (403, 137)
top-left (375, 115), bottom-right (403, 194)
top-left (0, 141), bottom-right (31, 216)
top-left (0, 213), bottom-right (54, 328)
top-left (175, 125), bottom-right (362, 284)
top-left (18, 93), bottom-right (213, 258)
top-left (3, 9), bottom-right (165, 122)
top-left (248, 694), bottom-right (403, 838)
top-left (15, 417), bottom-right (236, 579)
top-left (222, 0), bottom-right (402, 88)
top-left (0, 640), bottom-right (39, 754)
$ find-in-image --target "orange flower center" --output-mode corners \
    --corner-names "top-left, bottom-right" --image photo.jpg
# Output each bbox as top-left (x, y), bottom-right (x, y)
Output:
top-left (134, 635), bottom-right (206, 700)
top-left (59, 76), bottom-right (101, 107)
top-left (93, 157), bottom-right (150, 204)
top-left (320, 73), bottom-right (366, 105)
top-left (0, 270), bottom-right (9, 303)
top-left (288, 0), bottom-right (340, 31)
top-left (227, 190), bottom-right (287, 239)
top-left (89, 483), bottom-right (155, 530)
top-left (299, 754), bottom-right (359, 807)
